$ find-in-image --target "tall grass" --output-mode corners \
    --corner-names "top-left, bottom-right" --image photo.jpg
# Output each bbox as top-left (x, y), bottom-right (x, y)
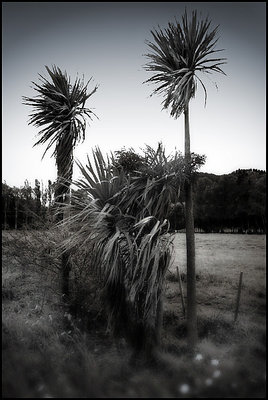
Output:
top-left (2, 230), bottom-right (266, 397)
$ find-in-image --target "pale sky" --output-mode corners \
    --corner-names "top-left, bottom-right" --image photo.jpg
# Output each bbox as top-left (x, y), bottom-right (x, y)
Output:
top-left (2, 2), bottom-right (266, 188)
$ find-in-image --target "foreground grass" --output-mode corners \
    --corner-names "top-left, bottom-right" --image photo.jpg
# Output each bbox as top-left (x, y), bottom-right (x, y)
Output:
top-left (2, 230), bottom-right (266, 398)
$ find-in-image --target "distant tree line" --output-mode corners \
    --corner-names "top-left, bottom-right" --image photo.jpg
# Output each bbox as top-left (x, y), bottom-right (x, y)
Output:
top-left (2, 168), bottom-right (266, 233)
top-left (2, 179), bottom-right (55, 230)
top-left (169, 168), bottom-right (266, 233)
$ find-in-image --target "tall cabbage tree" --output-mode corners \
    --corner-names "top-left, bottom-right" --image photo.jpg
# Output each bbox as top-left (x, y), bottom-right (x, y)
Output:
top-left (144, 9), bottom-right (226, 349)
top-left (23, 65), bottom-right (98, 297)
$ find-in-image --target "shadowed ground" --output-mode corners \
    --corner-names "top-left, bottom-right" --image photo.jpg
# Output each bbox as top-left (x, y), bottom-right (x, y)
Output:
top-left (2, 231), bottom-right (266, 398)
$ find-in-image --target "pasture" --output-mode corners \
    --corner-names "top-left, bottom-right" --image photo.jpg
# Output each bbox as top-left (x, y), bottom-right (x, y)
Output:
top-left (2, 231), bottom-right (266, 398)
top-left (167, 233), bottom-right (266, 323)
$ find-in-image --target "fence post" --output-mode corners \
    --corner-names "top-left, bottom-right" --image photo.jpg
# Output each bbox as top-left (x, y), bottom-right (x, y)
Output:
top-left (156, 294), bottom-right (163, 346)
top-left (176, 266), bottom-right (186, 318)
top-left (234, 272), bottom-right (243, 322)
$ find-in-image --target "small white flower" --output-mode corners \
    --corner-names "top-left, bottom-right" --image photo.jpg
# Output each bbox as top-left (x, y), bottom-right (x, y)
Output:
top-left (179, 384), bottom-right (190, 394)
top-left (37, 384), bottom-right (45, 392)
top-left (205, 378), bottom-right (213, 386)
top-left (64, 312), bottom-right (72, 321)
top-left (195, 353), bottom-right (203, 361)
top-left (211, 359), bottom-right (219, 366)
top-left (212, 369), bottom-right (221, 378)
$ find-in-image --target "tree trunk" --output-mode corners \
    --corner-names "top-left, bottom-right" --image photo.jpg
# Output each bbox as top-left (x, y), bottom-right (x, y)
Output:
top-left (55, 181), bottom-right (71, 301)
top-left (155, 293), bottom-right (163, 346)
top-left (55, 148), bottom-right (73, 302)
top-left (129, 289), bottom-right (163, 365)
top-left (184, 104), bottom-right (198, 350)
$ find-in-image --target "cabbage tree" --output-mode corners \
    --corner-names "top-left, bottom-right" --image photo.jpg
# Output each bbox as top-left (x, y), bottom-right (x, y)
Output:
top-left (61, 145), bottom-right (184, 360)
top-left (23, 65), bottom-right (98, 298)
top-left (143, 10), bottom-right (226, 349)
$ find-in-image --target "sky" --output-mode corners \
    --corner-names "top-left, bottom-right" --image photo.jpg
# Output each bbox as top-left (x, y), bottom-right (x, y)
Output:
top-left (2, 2), bottom-right (266, 188)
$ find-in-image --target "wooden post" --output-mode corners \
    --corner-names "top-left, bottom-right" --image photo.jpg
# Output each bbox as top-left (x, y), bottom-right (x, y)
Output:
top-left (234, 272), bottom-right (243, 322)
top-left (155, 294), bottom-right (163, 346)
top-left (176, 267), bottom-right (186, 318)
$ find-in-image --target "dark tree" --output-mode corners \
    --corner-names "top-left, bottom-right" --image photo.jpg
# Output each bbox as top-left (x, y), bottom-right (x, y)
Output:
top-left (23, 65), bottom-right (98, 298)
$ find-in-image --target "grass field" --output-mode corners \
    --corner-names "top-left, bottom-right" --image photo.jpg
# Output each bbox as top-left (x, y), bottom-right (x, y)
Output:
top-left (167, 233), bottom-right (266, 323)
top-left (2, 230), bottom-right (266, 398)
top-left (171, 233), bottom-right (265, 280)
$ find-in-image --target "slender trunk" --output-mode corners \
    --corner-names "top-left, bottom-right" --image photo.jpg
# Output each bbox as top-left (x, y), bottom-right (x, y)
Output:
top-left (55, 147), bottom-right (73, 302)
top-left (155, 293), bottom-right (163, 346)
top-left (130, 289), bottom-right (163, 365)
top-left (184, 104), bottom-right (198, 350)
top-left (55, 180), bottom-right (71, 301)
